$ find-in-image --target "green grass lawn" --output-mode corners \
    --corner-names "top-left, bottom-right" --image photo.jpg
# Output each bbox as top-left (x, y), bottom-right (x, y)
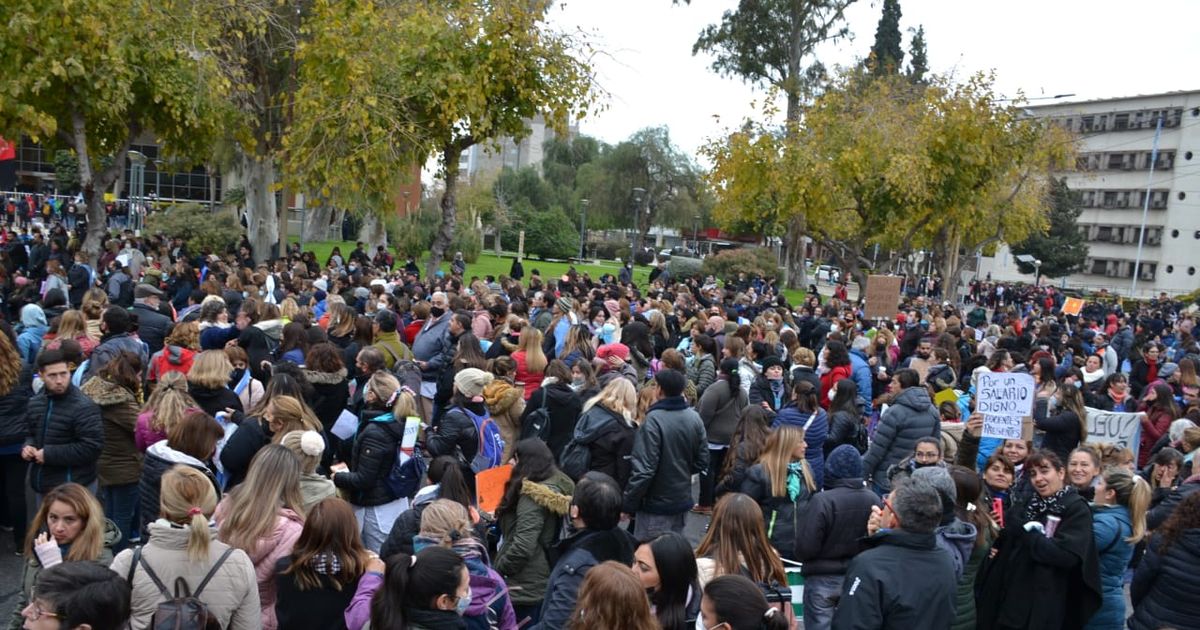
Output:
top-left (297, 239), bottom-right (809, 304)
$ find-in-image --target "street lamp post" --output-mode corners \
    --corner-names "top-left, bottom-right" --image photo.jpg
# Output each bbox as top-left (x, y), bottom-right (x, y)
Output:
top-left (692, 215), bottom-right (700, 251)
top-left (127, 150), bottom-right (148, 232)
top-left (630, 187), bottom-right (645, 264)
top-left (1033, 259), bottom-right (1042, 287)
top-left (579, 198), bottom-right (589, 260)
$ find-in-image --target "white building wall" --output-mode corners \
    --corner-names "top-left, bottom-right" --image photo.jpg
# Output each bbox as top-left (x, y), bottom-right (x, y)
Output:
top-left (978, 90), bottom-right (1200, 297)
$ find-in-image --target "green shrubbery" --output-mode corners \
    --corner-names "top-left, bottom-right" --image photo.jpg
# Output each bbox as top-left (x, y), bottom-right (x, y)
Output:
top-left (702, 247), bottom-right (780, 281)
top-left (146, 204), bottom-right (241, 255)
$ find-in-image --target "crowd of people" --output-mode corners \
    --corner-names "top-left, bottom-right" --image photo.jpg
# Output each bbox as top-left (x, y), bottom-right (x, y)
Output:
top-left (3, 219), bottom-right (1200, 630)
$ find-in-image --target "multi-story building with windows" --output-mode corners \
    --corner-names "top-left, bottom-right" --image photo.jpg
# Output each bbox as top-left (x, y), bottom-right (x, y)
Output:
top-left (979, 90), bottom-right (1200, 297)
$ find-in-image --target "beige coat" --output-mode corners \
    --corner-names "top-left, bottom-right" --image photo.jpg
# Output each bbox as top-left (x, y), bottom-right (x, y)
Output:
top-left (111, 521), bottom-right (260, 630)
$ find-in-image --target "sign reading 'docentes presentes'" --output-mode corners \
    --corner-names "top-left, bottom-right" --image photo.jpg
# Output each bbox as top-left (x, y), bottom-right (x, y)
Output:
top-left (976, 372), bottom-right (1035, 440)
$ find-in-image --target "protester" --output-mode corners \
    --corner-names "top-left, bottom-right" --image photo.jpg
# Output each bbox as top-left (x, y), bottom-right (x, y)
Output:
top-left (20, 562), bottom-right (130, 630)
top-left (1129, 492), bottom-right (1200, 630)
top-left (568, 378), bottom-right (638, 486)
top-left (947, 465), bottom-right (998, 630)
top-left (81, 351), bottom-right (143, 551)
top-left (715, 406), bottom-right (772, 496)
top-left (416, 499), bottom-right (518, 629)
top-left (23, 348), bottom-right (104, 498)
top-left (274, 497), bottom-right (372, 630)
top-left (1067, 446), bottom-right (1103, 500)
top-left (1086, 468), bottom-right (1149, 630)
top-left (1032, 379), bottom-right (1089, 463)
top-left (862, 367), bottom-right (941, 494)
top-left (631, 532), bottom-right (700, 630)
top-left (773, 379), bottom-right (829, 487)
top-left (347, 545), bottom-right (470, 630)
top-left (379, 456), bottom-right (476, 559)
top-left (280, 430), bottom-right (337, 511)
top-left (0, 329), bottom-right (32, 549)
top-left (568, 561), bottom-right (659, 630)
top-left (138, 410), bottom-right (224, 536)
top-left (519, 360), bottom-right (583, 460)
top-left (698, 574), bottom-right (789, 630)
top-left (739, 424), bottom-right (815, 560)
top-left (484, 355), bottom-right (526, 461)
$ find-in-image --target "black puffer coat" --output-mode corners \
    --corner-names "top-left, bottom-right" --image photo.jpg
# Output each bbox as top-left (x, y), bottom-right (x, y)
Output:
top-left (1130, 530), bottom-right (1200, 630)
top-left (139, 440), bottom-right (220, 535)
top-left (0, 364), bottom-right (34, 446)
top-left (189, 384), bottom-right (245, 421)
top-left (218, 418), bottom-right (268, 490)
top-left (519, 381), bottom-right (582, 461)
top-left (23, 384), bottom-right (104, 492)
top-left (739, 462), bottom-right (814, 561)
top-left (333, 410), bottom-right (403, 507)
top-left (303, 368), bottom-right (350, 433)
top-left (576, 404), bottom-right (636, 488)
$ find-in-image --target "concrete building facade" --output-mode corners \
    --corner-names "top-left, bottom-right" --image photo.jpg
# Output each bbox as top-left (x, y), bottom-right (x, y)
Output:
top-left (979, 90), bottom-right (1200, 297)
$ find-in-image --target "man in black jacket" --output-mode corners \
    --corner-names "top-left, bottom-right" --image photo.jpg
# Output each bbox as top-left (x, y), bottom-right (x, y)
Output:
top-left (795, 445), bottom-right (882, 630)
top-left (623, 369), bottom-right (708, 538)
top-left (831, 476), bottom-right (957, 630)
top-left (22, 349), bottom-right (104, 499)
top-left (131, 284), bottom-right (172, 356)
top-left (66, 250), bottom-right (93, 308)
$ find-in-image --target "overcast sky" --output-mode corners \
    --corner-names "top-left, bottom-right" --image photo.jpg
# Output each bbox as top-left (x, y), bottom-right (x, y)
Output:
top-left (548, 0), bottom-right (1200, 160)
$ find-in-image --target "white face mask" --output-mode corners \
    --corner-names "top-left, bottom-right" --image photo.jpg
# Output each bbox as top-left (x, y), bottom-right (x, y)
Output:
top-left (377, 302), bottom-right (388, 311)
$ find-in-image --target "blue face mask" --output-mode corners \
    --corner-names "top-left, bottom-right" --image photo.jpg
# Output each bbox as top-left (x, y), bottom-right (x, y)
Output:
top-left (455, 587), bottom-right (472, 616)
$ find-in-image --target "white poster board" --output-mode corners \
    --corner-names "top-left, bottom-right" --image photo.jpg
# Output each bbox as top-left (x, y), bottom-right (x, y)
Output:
top-left (1085, 408), bottom-right (1144, 462)
top-left (976, 372), bottom-right (1035, 440)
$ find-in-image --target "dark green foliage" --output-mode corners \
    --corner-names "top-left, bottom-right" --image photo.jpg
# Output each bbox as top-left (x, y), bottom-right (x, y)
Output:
top-left (146, 203), bottom-right (241, 255)
top-left (53, 150), bottom-right (80, 194)
top-left (907, 25), bottom-right (928, 84)
top-left (1011, 179), bottom-right (1089, 278)
top-left (702, 247), bottom-right (780, 281)
top-left (668, 256), bottom-right (704, 279)
top-left (869, 0), bottom-right (904, 74)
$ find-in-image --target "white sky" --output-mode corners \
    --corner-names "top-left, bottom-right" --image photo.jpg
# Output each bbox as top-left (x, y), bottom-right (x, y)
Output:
top-left (548, 0), bottom-right (1200, 160)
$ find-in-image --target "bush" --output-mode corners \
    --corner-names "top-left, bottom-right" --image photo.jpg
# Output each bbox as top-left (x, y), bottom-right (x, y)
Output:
top-left (501, 202), bottom-right (579, 259)
top-left (450, 226), bottom-right (483, 263)
top-left (387, 210), bottom-right (438, 259)
top-left (668, 256), bottom-right (704, 280)
top-left (702, 247), bottom-right (780, 282)
top-left (593, 241), bottom-right (624, 261)
top-left (146, 203), bottom-right (241, 255)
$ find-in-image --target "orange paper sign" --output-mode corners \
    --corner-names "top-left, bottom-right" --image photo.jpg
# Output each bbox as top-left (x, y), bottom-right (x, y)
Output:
top-left (1062, 297), bottom-right (1084, 316)
top-left (476, 464), bottom-right (513, 514)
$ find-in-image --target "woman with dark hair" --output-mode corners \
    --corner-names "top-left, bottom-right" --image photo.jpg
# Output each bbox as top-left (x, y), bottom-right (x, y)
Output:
top-left (278, 321), bottom-right (309, 365)
top-left (687, 333), bottom-right (718, 398)
top-left (274, 497), bottom-right (371, 630)
top-left (518, 359), bottom-right (583, 461)
top-left (696, 357), bottom-right (747, 514)
top-left (1032, 355), bottom-right (1059, 400)
top-left (1129, 343), bottom-right (1162, 400)
top-left (826, 379), bottom-right (863, 454)
top-left (1032, 378), bottom-right (1089, 463)
top-left (947, 465), bottom-right (998, 630)
top-left (494, 439), bottom-right (574, 625)
top-left (81, 351), bottom-right (143, 552)
top-left (699, 574), bottom-right (790, 630)
top-left (1129, 492), bottom-right (1200, 630)
top-left (819, 340), bottom-right (852, 409)
top-left (434, 332), bottom-right (488, 419)
top-left (715, 407), bottom-right (773, 496)
top-left (620, 320), bottom-right (655, 378)
top-left (344, 546), bottom-right (469, 630)
top-left (302, 342), bottom-right (349, 470)
top-left (1138, 382), bottom-right (1179, 468)
top-left (976, 450), bottom-right (1102, 630)
top-left (632, 533), bottom-right (701, 630)
top-left (379, 456), bottom-right (477, 559)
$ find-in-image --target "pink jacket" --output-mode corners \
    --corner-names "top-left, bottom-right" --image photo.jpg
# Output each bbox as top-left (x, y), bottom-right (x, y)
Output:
top-left (214, 503), bottom-right (304, 630)
top-left (135, 410), bottom-right (168, 452)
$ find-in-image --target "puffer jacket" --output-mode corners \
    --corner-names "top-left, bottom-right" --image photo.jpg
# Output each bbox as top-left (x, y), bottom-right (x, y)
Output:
top-left (1130, 529), bottom-right (1200, 630)
top-left (146, 345), bottom-right (194, 383)
top-left (519, 381), bottom-right (582, 460)
top-left (623, 396), bottom-right (708, 515)
top-left (139, 440), bottom-right (220, 536)
top-left (483, 377), bottom-right (525, 462)
top-left (213, 503), bottom-right (305, 630)
top-left (333, 410), bottom-right (403, 507)
top-left (697, 377), bottom-right (746, 446)
top-left (577, 404), bottom-right (637, 487)
top-left (794, 476), bottom-right (880, 575)
top-left (773, 403), bottom-right (829, 489)
top-left (826, 407), bottom-right (863, 454)
top-left (303, 368), bottom-right (350, 433)
top-left (862, 386), bottom-right (941, 492)
top-left (189, 383), bottom-right (245, 420)
top-left (111, 521), bottom-right (260, 630)
top-left (411, 313), bottom-right (452, 381)
top-left (740, 462), bottom-right (814, 561)
top-left (427, 402), bottom-right (484, 466)
top-left (379, 485), bottom-right (441, 559)
top-left (23, 384), bottom-right (104, 493)
top-left (0, 364), bottom-right (34, 447)
top-left (8, 520), bottom-right (119, 630)
top-left (687, 353), bottom-right (717, 398)
top-left (413, 535), bottom-right (518, 630)
top-left (951, 528), bottom-right (994, 630)
top-left (1086, 505), bottom-right (1133, 630)
top-left (81, 375), bottom-right (142, 487)
top-left (495, 471), bottom-right (575, 606)
top-left (131, 302), bottom-right (173, 356)
top-left (531, 527), bottom-right (637, 630)
top-left (85, 332), bottom-right (148, 381)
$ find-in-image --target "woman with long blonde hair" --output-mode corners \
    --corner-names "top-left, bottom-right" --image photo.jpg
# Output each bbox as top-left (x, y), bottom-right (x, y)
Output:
top-left (44, 309), bottom-right (98, 357)
top-left (572, 378), bottom-right (639, 486)
top-left (112, 465), bottom-right (260, 630)
top-left (80, 287), bottom-right (108, 339)
top-left (12, 483), bottom-right (117, 629)
top-left (739, 425), bottom-right (816, 561)
top-left (215, 445), bottom-right (307, 630)
top-left (513, 326), bottom-right (548, 400)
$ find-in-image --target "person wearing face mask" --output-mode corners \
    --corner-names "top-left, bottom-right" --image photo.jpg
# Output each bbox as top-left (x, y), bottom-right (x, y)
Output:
top-left (818, 340), bottom-right (853, 410)
top-left (697, 574), bottom-right (790, 630)
top-left (369, 309), bottom-right (413, 371)
top-left (346, 544), bottom-right (472, 630)
top-left (412, 292), bottom-right (453, 420)
top-left (862, 368), bottom-right (942, 495)
top-left (976, 450), bottom-right (1102, 630)
top-left (748, 356), bottom-right (789, 415)
top-left (886, 437), bottom-right (946, 486)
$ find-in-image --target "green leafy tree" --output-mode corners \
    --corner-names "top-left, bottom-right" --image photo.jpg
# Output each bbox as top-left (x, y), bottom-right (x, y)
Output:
top-left (53, 150), bottom-right (80, 194)
top-left (1011, 179), bottom-right (1089, 278)
top-left (146, 204), bottom-right (242, 256)
top-left (907, 26), bottom-right (929, 84)
top-left (0, 0), bottom-right (222, 262)
top-left (869, 0), bottom-right (904, 74)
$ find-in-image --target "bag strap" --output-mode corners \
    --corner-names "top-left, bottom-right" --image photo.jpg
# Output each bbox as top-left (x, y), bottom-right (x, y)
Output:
top-left (126, 545), bottom-right (142, 584)
top-left (193, 548), bottom-right (236, 598)
top-left (136, 550), bottom-right (172, 598)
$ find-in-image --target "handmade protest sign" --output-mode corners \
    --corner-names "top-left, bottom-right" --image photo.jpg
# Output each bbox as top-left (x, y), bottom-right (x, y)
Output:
top-left (976, 372), bottom-right (1035, 440)
top-left (1085, 408), bottom-right (1143, 462)
top-left (476, 464), bottom-right (513, 514)
top-left (864, 275), bottom-right (903, 320)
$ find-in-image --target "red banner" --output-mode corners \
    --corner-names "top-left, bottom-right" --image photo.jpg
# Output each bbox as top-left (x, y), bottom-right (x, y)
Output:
top-left (0, 137), bottom-right (14, 161)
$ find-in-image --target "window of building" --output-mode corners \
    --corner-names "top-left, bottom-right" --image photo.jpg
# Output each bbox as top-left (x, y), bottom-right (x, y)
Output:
top-left (1113, 113), bottom-right (1129, 130)
top-left (1103, 191), bottom-right (1118, 208)
top-left (1191, 267), bottom-right (1197, 276)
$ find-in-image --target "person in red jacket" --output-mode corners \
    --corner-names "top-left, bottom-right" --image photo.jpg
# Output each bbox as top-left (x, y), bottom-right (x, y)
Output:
top-left (820, 340), bottom-right (853, 410)
top-left (1138, 382), bottom-right (1178, 468)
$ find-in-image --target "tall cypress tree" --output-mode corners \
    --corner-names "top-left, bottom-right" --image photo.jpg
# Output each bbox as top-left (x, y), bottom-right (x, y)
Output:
top-left (907, 25), bottom-right (928, 83)
top-left (869, 0), bottom-right (904, 74)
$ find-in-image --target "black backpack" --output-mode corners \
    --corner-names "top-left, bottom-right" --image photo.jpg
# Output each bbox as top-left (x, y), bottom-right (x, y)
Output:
top-left (115, 276), bottom-right (135, 307)
top-left (127, 546), bottom-right (235, 630)
top-left (521, 388), bottom-right (552, 442)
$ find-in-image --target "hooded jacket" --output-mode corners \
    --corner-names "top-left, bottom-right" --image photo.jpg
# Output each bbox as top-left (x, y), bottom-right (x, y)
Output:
top-left (495, 471), bottom-right (575, 606)
top-left (1087, 505), bottom-right (1134, 630)
top-left (9, 520), bottom-right (120, 630)
top-left (147, 344), bottom-right (195, 383)
top-left (574, 403), bottom-right (637, 487)
top-left (85, 332), bottom-right (148, 381)
top-left (23, 383), bottom-right (104, 493)
top-left (16, 304), bottom-right (47, 365)
top-left (333, 410), bottom-right (403, 507)
top-left (773, 403), bottom-right (829, 489)
top-left (110, 522), bottom-right (260, 630)
top-left (862, 387), bottom-right (941, 492)
top-left (483, 378), bottom-right (525, 461)
top-left (139, 440), bottom-right (220, 537)
top-left (81, 375), bottom-right (142, 486)
top-left (531, 526), bottom-right (637, 630)
top-left (378, 485), bottom-right (442, 559)
top-left (794, 477), bottom-right (881, 575)
top-left (131, 301), bottom-right (173, 356)
top-left (303, 368), bottom-right (350, 434)
top-left (213, 502), bottom-right (305, 630)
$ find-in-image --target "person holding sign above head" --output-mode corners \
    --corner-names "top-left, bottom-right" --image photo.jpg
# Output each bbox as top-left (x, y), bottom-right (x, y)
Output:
top-left (976, 449), bottom-right (1102, 630)
top-left (1032, 378), bottom-right (1088, 464)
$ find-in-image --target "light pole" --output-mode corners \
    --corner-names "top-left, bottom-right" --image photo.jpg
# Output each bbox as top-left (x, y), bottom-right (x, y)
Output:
top-left (153, 159), bottom-right (165, 205)
top-left (127, 150), bottom-right (147, 231)
top-left (630, 187), bottom-right (645, 264)
top-left (579, 198), bottom-right (589, 260)
top-left (1033, 259), bottom-right (1042, 287)
top-left (692, 215), bottom-right (700, 251)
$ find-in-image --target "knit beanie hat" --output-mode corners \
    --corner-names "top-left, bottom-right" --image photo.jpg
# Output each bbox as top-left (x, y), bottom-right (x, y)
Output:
top-left (557, 296), bottom-right (575, 314)
top-left (454, 368), bottom-right (494, 400)
top-left (824, 444), bottom-right (863, 483)
top-left (596, 342), bottom-right (630, 362)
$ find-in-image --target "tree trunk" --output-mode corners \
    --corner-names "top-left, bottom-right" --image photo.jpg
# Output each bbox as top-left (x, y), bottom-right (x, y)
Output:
top-left (207, 163), bottom-right (218, 210)
top-left (358, 211), bottom-right (387, 250)
top-left (784, 215), bottom-right (808, 289)
top-left (71, 109), bottom-right (129, 266)
top-left (278, 184), bottom-right (290, 255)
top-left (939, 226), bottom-right (964, 304)
top-left (242, 152), bottom-right (278, 265)
top-left (303, 205), bottom-right (333, 243)
top-left (428, 143), bottom-right (463, 279)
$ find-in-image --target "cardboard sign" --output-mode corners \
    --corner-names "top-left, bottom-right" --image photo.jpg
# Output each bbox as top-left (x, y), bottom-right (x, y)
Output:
top-left (1085, 408), bottom-right (1144, 462)
top-left (864, 275), bottom-right (904, 320)
top-left (976, 372), bottom-right (1035, 440)
top-left (1062, 297), bottom-right (1085, 316)
top-left (934, 388), bottom-right (960, 408)
top-left (476, 464), bottom-right (513, 514)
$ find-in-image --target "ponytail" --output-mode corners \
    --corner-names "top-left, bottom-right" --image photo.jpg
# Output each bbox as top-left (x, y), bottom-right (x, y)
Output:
top-left (370, 547), bottom-right (465, 629)
top-left (719, 357), bottom-right (740, 395)
top-left (428, 456), bottom-right (472, 508)
top-left (187, 511), bottom-right (211, 562)
top-left (159, 466), bottom-right (218, 562)
top-left (1101, 467), bottom-right (1151, 543)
